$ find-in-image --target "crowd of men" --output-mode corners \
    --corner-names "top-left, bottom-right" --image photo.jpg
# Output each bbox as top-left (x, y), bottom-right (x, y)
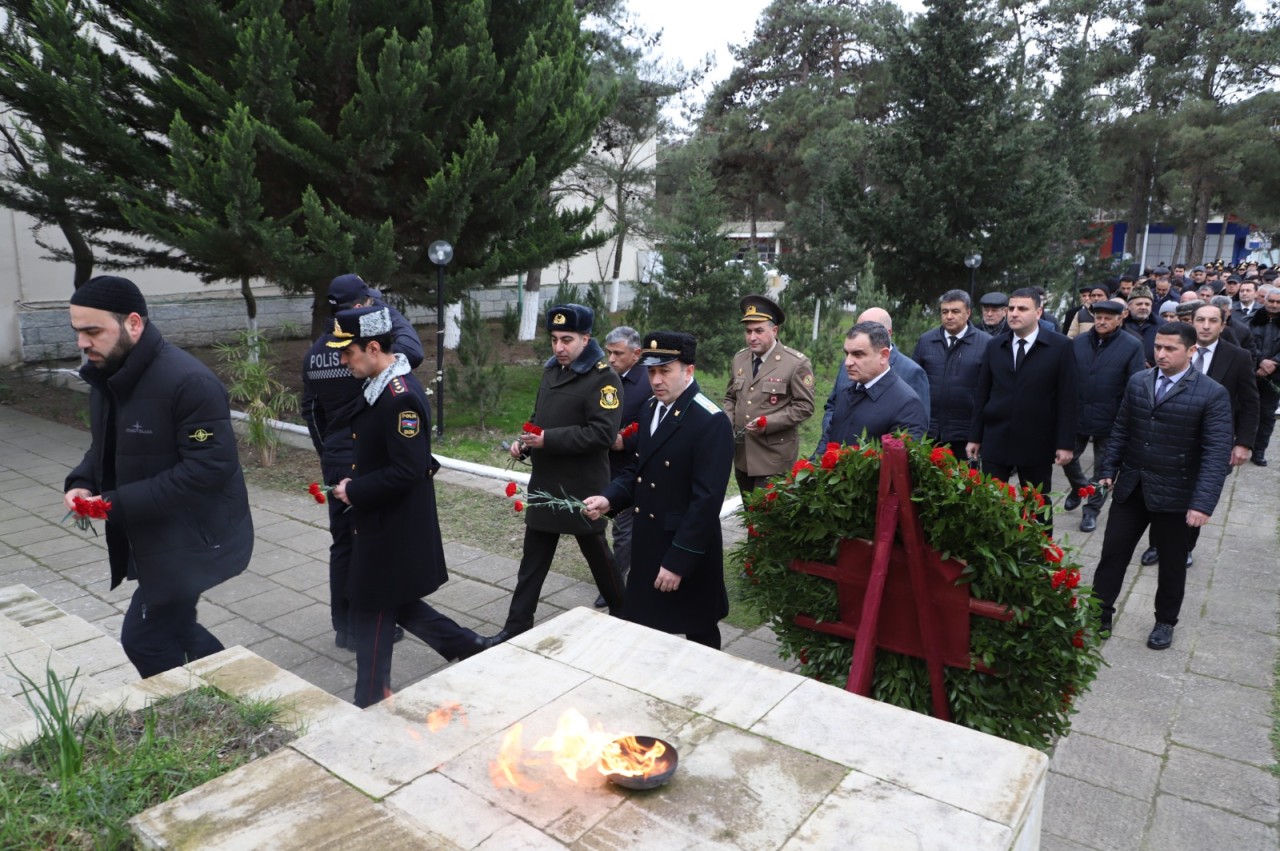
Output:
top-left (61, 259), bottom-right (1275, 704)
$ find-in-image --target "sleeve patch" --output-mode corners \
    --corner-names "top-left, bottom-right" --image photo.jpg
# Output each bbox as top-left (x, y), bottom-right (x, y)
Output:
top-left (398, 411), bottom-right (421, 437)
top-left (188, 428), bottom-right (216, 443)
top-left (600, 385), bottom-right (620, 409)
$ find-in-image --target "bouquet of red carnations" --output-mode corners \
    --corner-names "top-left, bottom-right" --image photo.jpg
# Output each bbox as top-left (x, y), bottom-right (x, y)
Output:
top-left (63, 496), bottom-right (111, 536)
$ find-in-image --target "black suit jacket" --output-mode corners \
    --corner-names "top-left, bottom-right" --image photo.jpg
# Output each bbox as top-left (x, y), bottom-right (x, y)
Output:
top-left (816, 369), bottom-right (927, 454)
top-left (1203, 339), bottom-right (1260, 449)
top-left (609, 366), bottom-right (652, 479)
top-left (970, 329), bottom-right (1078, 467)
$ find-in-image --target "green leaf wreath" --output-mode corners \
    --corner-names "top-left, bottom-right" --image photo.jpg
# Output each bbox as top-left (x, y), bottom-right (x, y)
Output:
top-left (736, 436), bottom-right (1103, 751)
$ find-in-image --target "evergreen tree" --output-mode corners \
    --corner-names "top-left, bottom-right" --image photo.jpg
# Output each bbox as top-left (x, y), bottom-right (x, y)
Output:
top-left (644, 164), bottom-right (744, 375)
top-left (0, 0), bottom-right (610, 334)
top-left (836, 0), bottom-right (1074, 305)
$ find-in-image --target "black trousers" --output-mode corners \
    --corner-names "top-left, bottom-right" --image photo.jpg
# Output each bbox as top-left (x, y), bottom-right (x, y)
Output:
top-left (1092, 484), bottom-right (1190, 626)
top-left (326, 491), bottom-right (353, 634)
top-left (980, 460), bottom-right (1054, 531)
top-left (735, 469), bottom-right (772, 495)
top-left (121, 587), bottom-right (224, 678)
top-left (351, 601), bottom-right (480, 708)
top-left (504, 528), bottom-right (625, 634)
top-left (1255, 380), bottom-right (1279, 456)
top-left (611, 509), bottom-right (634, 582)
top-left (1063, 433), bottom-right (1110, 514)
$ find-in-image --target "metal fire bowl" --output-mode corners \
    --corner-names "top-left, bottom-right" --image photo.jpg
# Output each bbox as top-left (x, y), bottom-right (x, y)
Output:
top-left (601, 736), bottom-right (678, 790)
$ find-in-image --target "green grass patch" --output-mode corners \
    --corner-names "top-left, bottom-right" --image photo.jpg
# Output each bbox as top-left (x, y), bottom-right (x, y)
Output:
top-left (0, 682), bottom-right (292, 850)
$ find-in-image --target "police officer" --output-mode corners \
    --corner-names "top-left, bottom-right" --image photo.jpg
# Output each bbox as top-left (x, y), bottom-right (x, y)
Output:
top-left (492, 304), bottom-right (627, 642)
top-left (302, 273), bottom-right (423, 649)
top-left (584, 331), bottom-right (734, 649)
top-left (328, 306), bottom-right (493, 708)
top-left (723, 294), bottom-right (816, 493)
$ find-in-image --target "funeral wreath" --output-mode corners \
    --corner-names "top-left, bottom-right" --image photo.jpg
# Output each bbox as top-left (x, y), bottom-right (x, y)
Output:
top-left (737, 437), bottom-right (1103, 750)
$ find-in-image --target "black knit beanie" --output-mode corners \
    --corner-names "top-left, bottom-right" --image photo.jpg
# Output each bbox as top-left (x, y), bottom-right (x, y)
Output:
top-left (69, 276), bottom-right (149, 317)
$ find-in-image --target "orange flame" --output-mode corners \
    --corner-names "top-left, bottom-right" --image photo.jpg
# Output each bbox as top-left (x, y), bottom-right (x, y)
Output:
top-left (426, 701), bottom-right (467, 733)
top-left (598, 736), bottom-right (667, 778)
top-left (489, 723), bottom-right (540, 792)
top-left (531, 708), bottom-right (616, 783)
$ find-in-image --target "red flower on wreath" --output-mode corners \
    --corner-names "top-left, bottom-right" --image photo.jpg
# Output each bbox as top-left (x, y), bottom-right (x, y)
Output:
top-left (765, 491), bottom-right (778, 502)
top-left (791, 459), bottom-right (814, 477)
top-left (966, 467), bottom-right (982, 482)
top-left (929, 446), bottom-right (953, 467)
top-left (1072, 630), bottom-right (1085, 649)
top-left (1043, 544), bottom-right (1065, 564)
top-left (1051, 568), bottom-right (1081, 590)
top-left (820, 448), bottom-right (840, 470)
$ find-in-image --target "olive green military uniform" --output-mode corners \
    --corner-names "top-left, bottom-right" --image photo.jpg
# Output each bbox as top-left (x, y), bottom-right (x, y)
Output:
top-left (723, 342), bottom-right (816, 481)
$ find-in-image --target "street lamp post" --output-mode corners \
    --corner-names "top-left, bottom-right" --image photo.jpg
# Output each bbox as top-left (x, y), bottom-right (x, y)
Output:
top-left (964, 254), bottom-right (982, 303)
top-left (428, 240), bottom-right (454, 436)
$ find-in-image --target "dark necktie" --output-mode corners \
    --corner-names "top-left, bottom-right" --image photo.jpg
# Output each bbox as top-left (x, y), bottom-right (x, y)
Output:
top-left (1155, 375), bottom-right (1171, 403)
top-left (1193, 348), bottom-right (1206, 373)
top-left (752, 356), bottom-right (762, 378)
top-left (947, 335), bottom-right (958, 350)
top-left (1014, 338), bottom-right (1026, 372)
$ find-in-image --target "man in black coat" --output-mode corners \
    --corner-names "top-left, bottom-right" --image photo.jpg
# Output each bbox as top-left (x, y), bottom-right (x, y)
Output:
top-left (1063, 300), bottom-right (1145, 532)
top-left (817, 321), bottom-right (928, 452)
top-left (1248, 290), bottom-right (1280, 465)
top-left (65, 276), bottom-right (254, 678)
top-left (301, 273), bottom-right (425, 649)
top-left (967, 288), bottom-right (1078, 531)
top-left (1122, 286), bottom-right (1161, 366)
top-left (911, 289), bottom-right (991, 453)
top-left (1092, 322), bottom-right (1233, 650)
top-left (329, 306), bottom-right (492, 708)
top-left (595, 325), bottom-right (651, 606)
top-left (977, 292), bottom-right (1009, 336)
top-left (493, 304), bottom-right (626, 642)
top-left (585, 331), bottom-right (734, 649)
top-left (1139, 302), bottom-right (1259, 567)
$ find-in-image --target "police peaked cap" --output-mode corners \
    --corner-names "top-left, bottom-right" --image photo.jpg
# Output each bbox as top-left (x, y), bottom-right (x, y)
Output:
top-left (546, 303), bottom-right (594, 334)
top-left (639, 331), bottom-right (696, 366)
top-left (740, 294), bottom-right (785, 325)
top-left (326, 305), bottom-right (392, 348)
top-left (327, 274), bottom-right (371, 310)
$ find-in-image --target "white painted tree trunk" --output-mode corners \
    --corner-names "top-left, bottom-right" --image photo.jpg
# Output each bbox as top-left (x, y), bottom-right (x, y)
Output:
top-left (519, 288), bottom-right (541, 340)
top-left (444, 301), bottom-right (462, 349)
top-left (811, 300), bottom-right (821, 342)
top-left (609, 272), bottom-right (621, 313)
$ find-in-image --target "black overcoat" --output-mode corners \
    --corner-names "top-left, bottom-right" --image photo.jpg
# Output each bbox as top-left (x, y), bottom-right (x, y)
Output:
top-left (1203, 339), bottom-right (1261, 449)
top-left (603, 379), bottom-right (733, 636)
top-left (344, 372), bottom-right (448, 610)
top-left (970, 329), bottom-right (1079, 466)
top-left (524, 340), bottom-right (622, 535)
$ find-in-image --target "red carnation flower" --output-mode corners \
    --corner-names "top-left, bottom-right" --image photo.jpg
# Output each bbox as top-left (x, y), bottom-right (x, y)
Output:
top-left (756, 416), bottom-right (767, 428)
top-left (505, 482), bottom-right (518, 498)
top-left (514, 500), bottom-right (524, 512)
top-left (827, 442), bottom-right (840, 452)
top-left (821, 450), bottom-right (839, 470)
top-left (522, 422), bottom-right (543, 436)
top-left (765, 491), bottom-right (778, 502)
top-left (791, 459), bottom-right (814, 477)
top-left (1072, 630), bottom-right (1085, 649)
top-left (1044, 544), bottom-right (1064, 564)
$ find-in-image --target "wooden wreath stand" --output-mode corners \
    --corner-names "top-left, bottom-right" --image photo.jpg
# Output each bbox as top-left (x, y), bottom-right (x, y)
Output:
top-left (789, 436), bottom-right (1011, 722)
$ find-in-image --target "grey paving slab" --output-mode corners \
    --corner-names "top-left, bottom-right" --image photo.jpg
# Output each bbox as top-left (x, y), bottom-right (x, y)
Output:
top-left (1170, 675), bottom-right (1274, 767)
top-left (1041, 774), bottom-right (1150, 851)
top-left (263, 601), bottom-right (332, 643)
top-left (1049, 732), bottom-right (1163, 804)
top-left (244, 634), bottom-right (320, 670)
top-left (1144, 795), bottom-right (1277, 851)
top-left (428, 577), bottom-right (510, 612)
top-left (1159, 745), bottom-right (1280, 823)
top-left (1201, 583), bottom-right (1280, 635)
top-left (1189, 623), bottom-right (1279, 690)
top-left (1065, 661), bottom-right (1183, 755)
top-left (227, 586), bottom-right (316, 624)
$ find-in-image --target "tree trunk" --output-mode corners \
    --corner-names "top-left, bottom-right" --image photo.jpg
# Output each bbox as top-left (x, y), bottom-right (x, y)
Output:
top-left (1188, 182), bottom-right (1211, 266)
top-left (240, 275), bottom-right (260, 363)
top-left (444, 301), bottom-right (462, 349)
top-left (1213, 213), bottom-right (1229, 264)
top-left (310, 283), bottom-right (329, 341)
top-left (519, 266), bottom-right (542, 340)
top-left (1171, 232), bottom-right (1184, 268)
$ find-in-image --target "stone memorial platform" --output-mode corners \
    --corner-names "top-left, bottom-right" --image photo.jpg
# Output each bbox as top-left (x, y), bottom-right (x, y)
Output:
top-left (131, 607), bottom-right (1046, 849)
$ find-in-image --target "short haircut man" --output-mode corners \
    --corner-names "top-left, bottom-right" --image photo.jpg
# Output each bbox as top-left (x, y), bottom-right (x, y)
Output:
top-left (816, 321), bottom-right (927, 451)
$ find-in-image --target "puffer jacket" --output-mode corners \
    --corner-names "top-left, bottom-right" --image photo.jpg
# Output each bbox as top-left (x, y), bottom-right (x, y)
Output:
top-left (1098, 367), bottom-right (1233, 515)
top-left (66, 322), bottom-right (253, 604)
top-left (911, 325), bottom-right (990, 444)
top-left (1073, 328), bottom-right (1145, 436)
top-left (1249, 308), bottom-right (1280, 366)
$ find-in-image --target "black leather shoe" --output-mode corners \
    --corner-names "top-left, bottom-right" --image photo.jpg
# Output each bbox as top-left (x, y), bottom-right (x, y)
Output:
top-left (1147, 621), bottom-right (1175, 650)
top-left (487, 628), bottom-right (516, 647)
top-left (1064, 493), bottom-right (1082, 511)
top-left (1099, 613), bottom-right (1113, 637)
top-left (454, 632), bottom-right (501, 661)
top-left (335, 630), bottom-right (349, 650)
top-left (1079, 513), bottom-right (1097, 533)
top-left (1251, 454), bottom-right (1268, 467)
top-left (594, 594), bottom-right (608, 608)
top-left (393, 626), bottom-right (405, 644)
top-left (1139, 546), bottom-right (1159, 566)
top-left (1186, 553), bottom-right (1194, 568)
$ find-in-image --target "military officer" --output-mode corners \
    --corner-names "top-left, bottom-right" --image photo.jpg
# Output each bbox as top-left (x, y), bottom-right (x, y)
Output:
top-left (328, 306), bottom-right (493, 708)
top-left (723, 294), bottom-right (816, 493)
top-left (491, 304), bottom-right (627, 642)
top-left (584, 331), bottom-right (734, 649)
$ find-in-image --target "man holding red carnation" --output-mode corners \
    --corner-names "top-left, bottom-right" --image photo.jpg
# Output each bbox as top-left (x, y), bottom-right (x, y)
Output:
top-left (65, 276), bottom-right (253, 678)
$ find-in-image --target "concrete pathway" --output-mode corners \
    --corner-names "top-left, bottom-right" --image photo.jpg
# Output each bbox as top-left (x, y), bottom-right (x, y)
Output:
top-left (0, 404), bottom-right (1275, 849)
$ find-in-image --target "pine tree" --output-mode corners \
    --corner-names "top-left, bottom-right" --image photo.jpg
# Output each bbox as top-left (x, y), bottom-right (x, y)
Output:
top-left (0, 0), bottom-right (610, 334)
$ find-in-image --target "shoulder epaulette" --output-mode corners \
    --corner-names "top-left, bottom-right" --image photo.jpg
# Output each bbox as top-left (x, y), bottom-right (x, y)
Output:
top-left (693, 393), bottom-right (723, 415)
top-left (596, 359), bottom-right (608, 370)
top-left (389, 377), bottom-right (408, 396)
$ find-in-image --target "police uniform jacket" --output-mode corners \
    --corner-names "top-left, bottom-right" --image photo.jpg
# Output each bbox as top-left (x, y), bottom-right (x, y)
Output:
top-left (344, 371), bottom-right (448, 610)
top-left (1098, 368), bottom-right (1232, 514)
top-left (66, 322), bottom-right (253, 605)
top-left (910, 326), bottom-right (991, 445)
top-left (524, 339), bottom-right (622, 535)
top-left (723, 343), bottom-right (815, 477)
top-left (970, 329), bottom-right (1079, 467)
top-left (1073, 328), bottom-right (1145, 437)
top-left (602, 379), bottom-right (733, 635)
